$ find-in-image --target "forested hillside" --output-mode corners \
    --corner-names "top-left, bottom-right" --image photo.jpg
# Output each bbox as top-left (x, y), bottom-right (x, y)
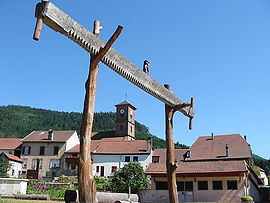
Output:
top-left (1, 105), bottom-right (268, 174)
top-left (0, 105), bottom-right (187, 149)
top-left (253, 154), bottom-right (270, 174)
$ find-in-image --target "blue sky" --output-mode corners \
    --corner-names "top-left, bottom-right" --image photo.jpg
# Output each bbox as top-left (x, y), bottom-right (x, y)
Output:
top-left (1, 0), bottom-right (270, 159)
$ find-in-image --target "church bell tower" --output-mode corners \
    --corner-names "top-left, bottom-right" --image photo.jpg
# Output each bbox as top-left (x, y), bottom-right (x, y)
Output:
top-left (115, 101), bottom-right (136, 139)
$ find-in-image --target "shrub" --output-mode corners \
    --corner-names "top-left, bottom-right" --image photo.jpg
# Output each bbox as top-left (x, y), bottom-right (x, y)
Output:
top-left (0, 158), bottom-right (9, 177)
top-left (110, 162), bottom-right (149, 193)
top-left (95, 176), bottom-right (110, 191)
top-left (27, 179), bottom-right (77, 199)
top-left (241, 196), bottom-right (254, 202)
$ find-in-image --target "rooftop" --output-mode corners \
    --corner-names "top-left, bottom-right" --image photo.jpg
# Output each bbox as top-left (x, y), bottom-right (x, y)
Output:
top-left (21, 130), bottom-right (77, 142)
top-left (1, 152), bottom-right (23, 163)
top-left (189, 134), bottom-right (251, 161)
top-left (146, 149), bottom-right (248, 175)
top-left (66, 139), bottom-right (151, 154)
top-left (0, 138), bottom-right (22, 150)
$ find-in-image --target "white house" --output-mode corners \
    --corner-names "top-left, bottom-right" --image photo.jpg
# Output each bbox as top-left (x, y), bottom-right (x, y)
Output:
top-left (0, 152), bottom-right (23, 178)
top-left (65, 138), bottom-right (153, 177)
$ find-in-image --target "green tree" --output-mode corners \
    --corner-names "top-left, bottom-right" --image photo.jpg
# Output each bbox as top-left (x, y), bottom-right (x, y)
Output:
top-left (110, 162), bottom-right (149, 193)
top-left (0, 158), bottom-right (9, 177)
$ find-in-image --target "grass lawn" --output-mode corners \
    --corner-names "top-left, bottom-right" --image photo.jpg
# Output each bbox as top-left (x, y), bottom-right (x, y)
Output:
top-left (0, 199), bottom-right (64, 203)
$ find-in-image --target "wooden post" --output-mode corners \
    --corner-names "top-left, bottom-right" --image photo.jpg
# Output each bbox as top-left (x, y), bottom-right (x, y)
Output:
top-left (78, 20), bottom-right (102, 203)
top-left (33, 0), bottom-right (48, 41)
top-left (164, 84), bottom-right (179, 203)
top-left (78, 21), bottom-right (123, 203)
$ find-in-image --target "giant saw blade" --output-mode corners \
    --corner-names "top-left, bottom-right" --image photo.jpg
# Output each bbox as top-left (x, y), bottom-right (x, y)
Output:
top-left (35, 1), bottom-right (194, 118)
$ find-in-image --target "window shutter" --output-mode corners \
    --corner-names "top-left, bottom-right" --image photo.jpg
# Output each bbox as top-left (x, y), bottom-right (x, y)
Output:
top-left (29, 146), bottom-right (31, 155)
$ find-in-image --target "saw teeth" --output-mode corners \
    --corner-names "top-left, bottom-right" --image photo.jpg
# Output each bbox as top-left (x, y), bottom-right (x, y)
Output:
top-left (39, 1), bottom-right (193, 117)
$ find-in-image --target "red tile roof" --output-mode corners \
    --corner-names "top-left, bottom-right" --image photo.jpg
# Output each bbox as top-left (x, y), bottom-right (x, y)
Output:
top-left (146, 159), bottom-right (247, 174)
top-left (146, 149), bottom-right (247, 174)
top-left (22, 131), bottom-right (77, 142)
top-left (189, 134), bottom-right (251, 161)
top-left (1, 152), bottom-right (23, 163)
top-left (152, 149), bottom-right (189, 163)
top-left (0, 138), bottom-right (22, 150)
top-left (66, 140), bottom-right (151, 154)
top-left (91, 131), bottom-right (129, 140)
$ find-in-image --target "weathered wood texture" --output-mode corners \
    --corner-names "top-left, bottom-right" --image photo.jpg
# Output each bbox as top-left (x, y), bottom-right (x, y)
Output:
top-left (165, 84), bottom-right (179, 203)
top-left (78, 21), bottom-right (101, 203)
top-left (34, 1), bottom-right (194, 119)
top-left (78, 21), bottom-right (123, 203)
top-left (33, 0), bottom-right (48, 41)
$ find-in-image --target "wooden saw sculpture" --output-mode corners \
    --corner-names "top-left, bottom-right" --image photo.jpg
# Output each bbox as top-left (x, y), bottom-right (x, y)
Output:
top-left (34, 1), bottom-right (194, 127)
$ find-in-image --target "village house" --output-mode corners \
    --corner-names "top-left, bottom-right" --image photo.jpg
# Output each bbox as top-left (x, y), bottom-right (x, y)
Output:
top-left (144, 134), bottom-right (262, 203)
top-left (0, 152), bottom-right (23, 178)
top-left (0, 138), bottom-right (22, 157)
top-left (252, 166), bottom-right (269, 186)
top-left (64, 101), bottom-right (153, 177)
top-left (65, 138), bottom-right (152, 177)
top-left (20, 130), bottom-right (79, 178)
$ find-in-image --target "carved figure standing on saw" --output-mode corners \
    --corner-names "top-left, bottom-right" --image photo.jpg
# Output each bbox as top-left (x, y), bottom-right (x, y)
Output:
top-left (143, 60), bottom-right (150, 74)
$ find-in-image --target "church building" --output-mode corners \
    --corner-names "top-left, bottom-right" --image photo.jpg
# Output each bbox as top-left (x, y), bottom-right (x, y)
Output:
top-left (64, 100), bottom-right (153, 177)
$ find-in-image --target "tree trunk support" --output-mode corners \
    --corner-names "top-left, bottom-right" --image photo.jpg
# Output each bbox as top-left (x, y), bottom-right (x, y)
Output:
top-left (164, 84), bottom-right (179, 203)
top-left (78, 21), bottom-right (123, 203)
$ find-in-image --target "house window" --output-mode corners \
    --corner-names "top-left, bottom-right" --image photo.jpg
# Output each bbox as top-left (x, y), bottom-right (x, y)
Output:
top-left (22, 146), bottom-right (31, 155)
top-left (177, 181), bottom-right (193, 191)
top-left (50, 160), bottom-right (60, 169)
top-left (39, 146), bottom-right (45, 155)
top-left (71, 164), bottom-right (76, 170)
top-left (12, 169), bottom-right (15, 176)
top-left (152, 156), bottom-right (160, 163)
top-left (198, 181), bottom-right (208, 190)
top-left (96, 166), bottom-right (99, 172)
top-left (32, 159), bottom-right (42, 169)
top-left (111, 166), bottom-right (117, 173)
top-left (213, 180), bottom-right (223, 190)
top-left (156, 181), bottom-right (168, 190)
top-left (22, 159), bottom-right (28, 169)
top-left (8, 151), bottom-right (13, 155)
top-left (133, 156), bottom-right (138, 162)
top-left (53, 146), bottom-right (59, 155)
top-left (100, 166), bottom-right (104, 177)
top-left (130, 126), bottom-right (133, 133)
top-left (227, 180), bottom-right (237, 190)
top-left (125, 156), bottom-right (130, 162)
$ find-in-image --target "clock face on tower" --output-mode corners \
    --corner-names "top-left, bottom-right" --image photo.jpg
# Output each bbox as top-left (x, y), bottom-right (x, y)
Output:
top-left (120, 108), bottom-right (125, 114)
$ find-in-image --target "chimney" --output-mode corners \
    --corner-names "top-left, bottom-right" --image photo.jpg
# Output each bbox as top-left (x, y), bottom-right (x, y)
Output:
top-left (48, 129), bottom-right (54, 140)
top-left (244, 135), bottom-right (247, 141)
top-left (225, 144), bottom-right (229, 157)
top-left (211, 133), bottom-right (214, 140)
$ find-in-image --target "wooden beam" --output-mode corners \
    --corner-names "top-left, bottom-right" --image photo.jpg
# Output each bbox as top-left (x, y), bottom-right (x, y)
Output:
top-left (92, 25), bottom-right (123, 65)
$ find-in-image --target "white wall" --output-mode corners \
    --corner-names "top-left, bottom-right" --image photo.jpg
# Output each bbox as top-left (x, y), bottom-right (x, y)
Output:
top-left (93, 153), bottom-right (151, 177)
top-left (65, 132), bottom-right (80, 151)
top-left (151, 176), bottom-right (246, 203)
top-left (0, 178), bottom-right (28, 195)
top-left (6, 160), bottom-right (22, 178)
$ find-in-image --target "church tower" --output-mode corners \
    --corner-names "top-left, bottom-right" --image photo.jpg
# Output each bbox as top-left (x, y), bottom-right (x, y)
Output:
top-left (115, 101), bottom-right (136, 139)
